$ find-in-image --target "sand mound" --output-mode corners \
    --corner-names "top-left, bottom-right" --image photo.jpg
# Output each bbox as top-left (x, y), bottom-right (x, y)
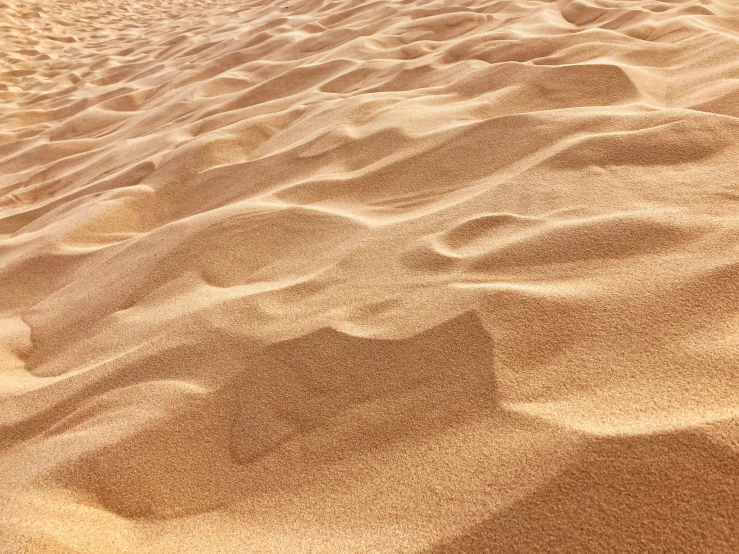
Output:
top-left (2, 0), bottom-right (739, 552)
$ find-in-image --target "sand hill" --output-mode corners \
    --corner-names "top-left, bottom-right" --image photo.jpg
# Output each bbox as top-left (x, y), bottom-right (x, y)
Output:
top-left (2, 0), bottom-right (739, 552)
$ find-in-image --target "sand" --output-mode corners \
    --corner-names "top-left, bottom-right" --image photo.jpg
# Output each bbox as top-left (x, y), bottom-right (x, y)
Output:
top-left (1, 0), bottom-right (739, 551)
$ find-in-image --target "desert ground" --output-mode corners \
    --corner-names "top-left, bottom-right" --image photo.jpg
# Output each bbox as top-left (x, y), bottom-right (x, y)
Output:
top-left (1, 0), bottom-right (739, 552)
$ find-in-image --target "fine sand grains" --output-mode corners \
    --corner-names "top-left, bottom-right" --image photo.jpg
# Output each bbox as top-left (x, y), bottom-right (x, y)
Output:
top-left (2, 0), bottom-right (739, 552)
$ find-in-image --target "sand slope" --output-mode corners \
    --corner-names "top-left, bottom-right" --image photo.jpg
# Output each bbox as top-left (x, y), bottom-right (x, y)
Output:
top-left (2, 0), bottom-right (739, 552)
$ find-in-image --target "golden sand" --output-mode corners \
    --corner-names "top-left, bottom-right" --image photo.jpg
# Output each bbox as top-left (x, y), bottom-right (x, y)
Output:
top-left (2, 0), bottom-right (739, 552)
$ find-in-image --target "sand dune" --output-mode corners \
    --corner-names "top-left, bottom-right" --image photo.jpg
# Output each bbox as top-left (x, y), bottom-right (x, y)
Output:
top-left (2, 0), bottom-right (739, 551)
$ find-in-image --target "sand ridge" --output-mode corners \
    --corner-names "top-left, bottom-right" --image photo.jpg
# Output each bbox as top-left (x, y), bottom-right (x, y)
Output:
top-left (1, 0), bottom-right (739, 552)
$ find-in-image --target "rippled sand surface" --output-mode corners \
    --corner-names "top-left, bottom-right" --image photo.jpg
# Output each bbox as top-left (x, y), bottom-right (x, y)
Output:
top-left (2, 0), bottom-right (739, 552)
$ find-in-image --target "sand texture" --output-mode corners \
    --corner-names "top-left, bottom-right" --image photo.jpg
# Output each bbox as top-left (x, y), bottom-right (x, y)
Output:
top-left (2, 0), bottom-right (739, 551)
